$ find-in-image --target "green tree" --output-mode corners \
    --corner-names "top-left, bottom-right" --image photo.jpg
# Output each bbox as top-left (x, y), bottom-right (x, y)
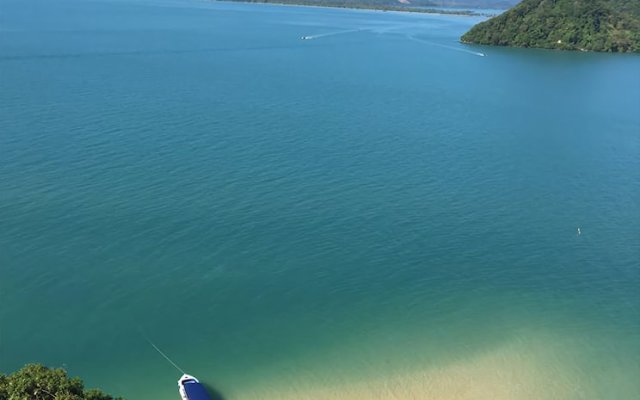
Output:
top-left (0, 364), bottom-right (120, 400)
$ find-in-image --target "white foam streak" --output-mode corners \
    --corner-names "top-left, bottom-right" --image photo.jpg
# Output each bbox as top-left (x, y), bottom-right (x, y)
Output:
top-left (408, 35), bottom-right (486, 57)
top-left (301, 28), bottom-right (363, 40)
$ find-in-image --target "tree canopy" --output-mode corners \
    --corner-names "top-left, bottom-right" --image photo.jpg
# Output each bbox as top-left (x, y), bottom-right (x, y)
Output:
top-left (461, 0), bottom-right (640, 52)
top-left (0, 364), bottom-right (120, 400)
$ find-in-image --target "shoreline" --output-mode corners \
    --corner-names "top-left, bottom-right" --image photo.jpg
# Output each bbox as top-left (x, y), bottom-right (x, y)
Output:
top-left (234, 331), bottom-right (594, 400)
top-left (212, 0), bottom-right (498, 17)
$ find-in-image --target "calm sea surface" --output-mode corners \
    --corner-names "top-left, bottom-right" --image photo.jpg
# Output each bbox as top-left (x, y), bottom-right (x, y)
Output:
top-left (1, 0), bottom-right (639, 398)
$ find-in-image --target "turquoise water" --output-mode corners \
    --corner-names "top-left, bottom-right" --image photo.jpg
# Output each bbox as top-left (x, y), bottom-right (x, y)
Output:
top-left (1, 0), bottom-right (639, 398)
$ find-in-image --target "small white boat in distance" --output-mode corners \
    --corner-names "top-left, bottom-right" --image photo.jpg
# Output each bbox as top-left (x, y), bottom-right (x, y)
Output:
top-left (178, 374), bottom-right (212, 400)
top-left (301, 36), bottom-right (312, 40)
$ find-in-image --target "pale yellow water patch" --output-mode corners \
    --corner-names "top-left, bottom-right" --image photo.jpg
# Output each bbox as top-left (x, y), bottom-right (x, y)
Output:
top-left (237, 332), bottom-right (591, 400)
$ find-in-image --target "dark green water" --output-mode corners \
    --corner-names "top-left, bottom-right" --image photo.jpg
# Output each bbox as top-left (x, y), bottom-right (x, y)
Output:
top-left (1, 0), bottom-right (639, 398)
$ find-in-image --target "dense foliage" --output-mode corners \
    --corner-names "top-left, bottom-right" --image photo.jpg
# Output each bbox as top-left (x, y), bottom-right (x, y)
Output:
top-left (0, 364), bottom-right (120, 400)
top-left (461, 0), bottom-right (640, 52)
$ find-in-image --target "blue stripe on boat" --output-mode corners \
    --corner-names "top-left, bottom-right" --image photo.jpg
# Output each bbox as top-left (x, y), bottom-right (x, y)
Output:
top-left (184, 381), bottom-right (212, 400)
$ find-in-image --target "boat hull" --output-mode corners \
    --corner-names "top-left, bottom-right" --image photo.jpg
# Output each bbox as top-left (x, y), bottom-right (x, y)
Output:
top-left (178, 374), bottom-right (212, 400)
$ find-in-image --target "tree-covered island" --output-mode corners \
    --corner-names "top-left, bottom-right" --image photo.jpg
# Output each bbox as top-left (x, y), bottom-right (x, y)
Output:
top-left (218, 0), bottom-right (517, 16)
top-left (461, 0), bottom-right (640, 52)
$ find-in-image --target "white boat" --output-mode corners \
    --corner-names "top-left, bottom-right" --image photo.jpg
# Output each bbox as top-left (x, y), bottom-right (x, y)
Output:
top-left (178, 374), bottom-right (212, 400)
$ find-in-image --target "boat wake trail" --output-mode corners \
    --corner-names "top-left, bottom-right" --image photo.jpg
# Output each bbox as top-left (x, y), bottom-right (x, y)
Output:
top-left (139, 328), bottom-right (186, 374)
top-left (407, 35), bottom-right (485, 57)
top-left (301, 28), bottom-right (363, 40)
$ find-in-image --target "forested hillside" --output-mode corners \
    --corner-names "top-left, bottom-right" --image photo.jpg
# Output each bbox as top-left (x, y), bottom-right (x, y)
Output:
top-left (461, 0), bottom-right (640, 52)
